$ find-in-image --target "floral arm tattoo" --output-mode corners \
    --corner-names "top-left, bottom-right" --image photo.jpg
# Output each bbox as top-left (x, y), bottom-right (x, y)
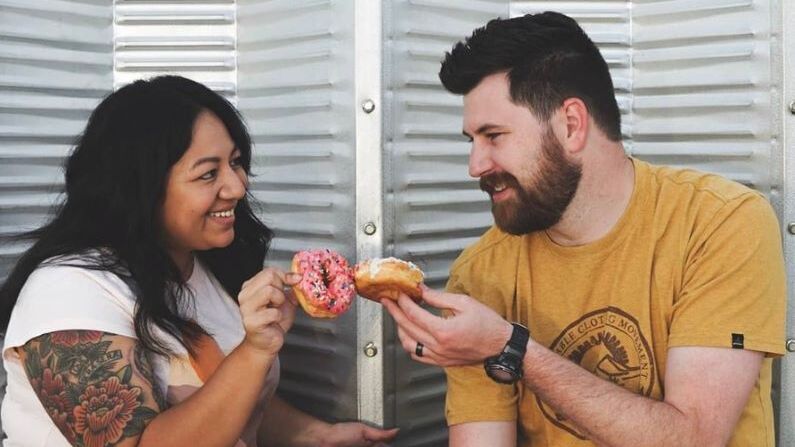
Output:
top-left (20, 331), bottom-right (163, 447)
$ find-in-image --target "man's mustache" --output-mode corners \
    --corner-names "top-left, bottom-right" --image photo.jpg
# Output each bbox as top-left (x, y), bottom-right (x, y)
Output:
top-left (479, 172), bottom-right (522, 194)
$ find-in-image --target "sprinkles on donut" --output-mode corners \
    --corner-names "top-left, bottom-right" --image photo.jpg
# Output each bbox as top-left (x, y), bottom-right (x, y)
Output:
top-left (291, 249), bottom-right (356, 318)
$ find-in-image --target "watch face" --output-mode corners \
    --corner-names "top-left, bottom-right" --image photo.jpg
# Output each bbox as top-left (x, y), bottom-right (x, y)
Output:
top-left (487, 364), bottom-right (517, 384)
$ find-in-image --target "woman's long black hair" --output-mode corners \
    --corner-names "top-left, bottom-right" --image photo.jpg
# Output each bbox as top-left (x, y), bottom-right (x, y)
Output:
top-left (0, 75), bottom-right (273, 356)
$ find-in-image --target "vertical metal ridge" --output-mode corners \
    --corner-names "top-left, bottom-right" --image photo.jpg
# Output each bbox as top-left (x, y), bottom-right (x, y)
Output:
top-left (779, 2), bottom-right (794, 445)
top-left (354, 0), bottom-right (384, 426)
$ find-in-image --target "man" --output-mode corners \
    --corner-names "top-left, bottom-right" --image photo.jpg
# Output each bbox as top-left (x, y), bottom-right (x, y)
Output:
top-left (382, 11), bottom-right (786, 447)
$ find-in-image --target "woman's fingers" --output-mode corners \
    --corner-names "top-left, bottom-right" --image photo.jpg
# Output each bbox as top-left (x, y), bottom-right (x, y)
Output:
top-left (239, 268), bottom-right (293, 311)
top-left (242, 308), bottom-right (283, 331)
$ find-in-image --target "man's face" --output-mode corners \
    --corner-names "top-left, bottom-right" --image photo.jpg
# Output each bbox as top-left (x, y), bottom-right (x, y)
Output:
top-left (463, 73), bottom-right (582, 235)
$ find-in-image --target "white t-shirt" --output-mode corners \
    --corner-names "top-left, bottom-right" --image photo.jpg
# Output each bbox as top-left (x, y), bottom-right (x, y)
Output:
top-left (1, 256), bottom-right (279, 446)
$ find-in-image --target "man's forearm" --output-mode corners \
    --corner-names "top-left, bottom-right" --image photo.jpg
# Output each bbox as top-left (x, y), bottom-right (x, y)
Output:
top-left (522, 341), bottom-right (701, 447)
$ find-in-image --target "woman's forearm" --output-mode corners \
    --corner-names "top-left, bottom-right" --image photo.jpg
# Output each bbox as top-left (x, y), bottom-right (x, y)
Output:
top-left (257, 395), bottom-right (330, 447)
top-left (138, 342), bottom-right (276, 447)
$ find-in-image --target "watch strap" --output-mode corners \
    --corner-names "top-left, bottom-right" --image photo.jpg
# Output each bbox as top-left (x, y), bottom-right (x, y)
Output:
top-left (506, 323), bottom-right (529, 354)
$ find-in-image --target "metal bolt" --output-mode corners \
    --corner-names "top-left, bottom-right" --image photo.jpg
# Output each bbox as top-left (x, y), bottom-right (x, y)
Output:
top-left (787, 339), bottom-right (795, 353)
top-left (364, 342), bottom-right (378, 357)
top-left (363, 222), bottom-right (377, 235)
top-left (361, 99), bottom-right (376, 114)
top-left (788, 223), bottom-right (795, 235)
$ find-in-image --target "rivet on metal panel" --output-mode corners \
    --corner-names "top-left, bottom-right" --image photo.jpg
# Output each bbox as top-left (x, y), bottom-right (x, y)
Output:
top-left (364, 342), bottom-right (378, 357)
top-left (790, 100), bottom-right (795, 115)
top-left (361, 99), bottom-right (376, 114)
top-left (787, 339), bottom-right (795, 353)
top-left (788, 223), bottom-right (795, 235)
top-left (363, 222), bottom-right (377, 235)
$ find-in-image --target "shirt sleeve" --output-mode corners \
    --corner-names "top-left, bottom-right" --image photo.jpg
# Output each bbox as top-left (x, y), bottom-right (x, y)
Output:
top-left (3, 264), bottom-right (137, 359)
top-left (668, 193), bottom-right (786, 356)
top-left (443, 269), bottom-right (519, 426)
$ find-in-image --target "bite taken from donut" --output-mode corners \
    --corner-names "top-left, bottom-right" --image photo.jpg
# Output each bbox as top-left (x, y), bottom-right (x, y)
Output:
top-left (354, 257), bottom-right (425, 302)
top-left (291, 249), bottom-right (356, 318)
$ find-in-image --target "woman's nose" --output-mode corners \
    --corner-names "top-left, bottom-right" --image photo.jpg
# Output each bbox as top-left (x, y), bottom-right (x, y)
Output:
top-left (219, 168), bottom-right (247, 200)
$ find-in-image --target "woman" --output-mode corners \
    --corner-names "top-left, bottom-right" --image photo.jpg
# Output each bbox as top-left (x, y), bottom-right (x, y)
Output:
top-left (0, 76), bottom-right (397, 447)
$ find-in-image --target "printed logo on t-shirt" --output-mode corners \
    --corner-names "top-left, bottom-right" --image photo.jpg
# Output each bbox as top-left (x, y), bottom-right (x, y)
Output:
top-left (537, 306), bottom-right (656, 439)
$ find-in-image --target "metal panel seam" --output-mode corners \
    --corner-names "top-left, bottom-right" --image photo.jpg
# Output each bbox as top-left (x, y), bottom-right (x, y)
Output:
top-left (354, 0), bottom-right (385, 426)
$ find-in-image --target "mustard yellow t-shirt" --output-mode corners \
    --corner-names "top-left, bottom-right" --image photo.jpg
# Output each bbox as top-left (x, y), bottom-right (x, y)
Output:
top-left (444, 158), bottom-right (786, 447)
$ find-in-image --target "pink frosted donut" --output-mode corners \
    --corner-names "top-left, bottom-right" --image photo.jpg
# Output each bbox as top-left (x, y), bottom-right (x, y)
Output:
top-left (291, 249), bottom-right (355, 318)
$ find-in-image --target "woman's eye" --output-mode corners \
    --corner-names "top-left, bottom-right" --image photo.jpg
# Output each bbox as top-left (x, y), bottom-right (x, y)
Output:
top-left (199, 169), bottom-right (217, 180)
top-left (230, 157), bottom-right (243, 168)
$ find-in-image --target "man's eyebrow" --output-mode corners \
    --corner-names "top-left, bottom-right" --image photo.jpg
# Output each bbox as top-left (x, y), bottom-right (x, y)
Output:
top-left (463, 124), bottom-right (502, 139)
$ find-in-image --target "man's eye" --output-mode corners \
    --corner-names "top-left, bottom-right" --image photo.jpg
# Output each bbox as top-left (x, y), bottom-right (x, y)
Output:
top-left (199, 169), bottom-right (217, 180)
top-left (487, 133), bottom-right (501, 141)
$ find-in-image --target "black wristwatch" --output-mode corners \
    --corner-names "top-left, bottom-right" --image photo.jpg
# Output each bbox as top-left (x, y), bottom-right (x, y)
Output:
top-left (484, 323), bottom-right (529, 384)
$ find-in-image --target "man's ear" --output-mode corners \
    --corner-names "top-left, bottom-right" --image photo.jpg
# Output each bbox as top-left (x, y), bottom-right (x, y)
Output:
top-left (553, 97), bottom-right (589, 154)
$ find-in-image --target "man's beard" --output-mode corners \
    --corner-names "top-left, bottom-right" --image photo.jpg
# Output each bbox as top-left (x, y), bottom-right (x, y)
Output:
top-left (479, 128), bottom-right (582, 235)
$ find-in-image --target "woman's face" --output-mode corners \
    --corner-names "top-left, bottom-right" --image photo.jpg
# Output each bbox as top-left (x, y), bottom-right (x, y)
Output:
top-left (160, 110), bottom-right (247, 264)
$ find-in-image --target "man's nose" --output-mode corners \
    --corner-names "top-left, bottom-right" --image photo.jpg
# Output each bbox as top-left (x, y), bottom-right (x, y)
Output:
top-left (468, 143), bottom-right (494, 178)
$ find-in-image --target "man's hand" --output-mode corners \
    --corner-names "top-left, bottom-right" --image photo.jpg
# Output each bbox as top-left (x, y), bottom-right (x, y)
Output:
top-left (259, 395), bottom-right (398, 447)
top-left (319, 423), bottom-right (398, 447)
top-left (381, 286), bottom-right (513, 367)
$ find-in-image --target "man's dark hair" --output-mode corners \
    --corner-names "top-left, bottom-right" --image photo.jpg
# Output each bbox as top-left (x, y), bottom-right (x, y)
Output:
top-left (439, 11), bottom-right (622, 141)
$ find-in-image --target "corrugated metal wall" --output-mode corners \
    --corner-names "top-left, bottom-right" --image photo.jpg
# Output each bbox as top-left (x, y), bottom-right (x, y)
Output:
top-left (0, 0), bottom-right (790, 445)
top-left (237, 0), bottom-right (362, 423)
top-left (382, 1), bottom-right (509, 445)
top-left (114, 1), bottom-right (236, 92)
top-left (0, 0), bottom-right (112, 279)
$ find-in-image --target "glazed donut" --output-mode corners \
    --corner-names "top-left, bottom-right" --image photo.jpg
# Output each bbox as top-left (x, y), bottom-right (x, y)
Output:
top-left (354, 257), bottom-right (425, 302)
top-left (291, 249), bottom-right (356, 318)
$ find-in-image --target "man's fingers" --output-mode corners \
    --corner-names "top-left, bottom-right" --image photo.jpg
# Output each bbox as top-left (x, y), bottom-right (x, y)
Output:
top-left (382, 299), bottom-right (408, 326)
top-left (385, 299), bottom-right (437, 350)
top-left (395, 327), bottom-right (444, 366)
top-left (419, 285), bottom-right (457, 309)
top-left (396, 293), bottom-right (444, 334)
top-left (363, 426), bottom-right (399, 442)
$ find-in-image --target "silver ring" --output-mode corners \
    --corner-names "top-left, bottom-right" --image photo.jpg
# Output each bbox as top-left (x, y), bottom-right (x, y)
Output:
top-left (415, 342), bottom-right (424, 357)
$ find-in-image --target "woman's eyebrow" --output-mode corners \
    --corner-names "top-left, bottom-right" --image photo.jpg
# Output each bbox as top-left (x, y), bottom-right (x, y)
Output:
top-left (190, 157), bottom-right (221, 170)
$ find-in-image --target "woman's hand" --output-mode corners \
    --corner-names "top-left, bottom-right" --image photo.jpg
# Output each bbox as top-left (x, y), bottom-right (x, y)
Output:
top-left (237, 267), bottom-right (301, 357)
top-left (319, 422), bottom-right (399, 447)
top-left (278, 285), bottom-right (299, 334)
